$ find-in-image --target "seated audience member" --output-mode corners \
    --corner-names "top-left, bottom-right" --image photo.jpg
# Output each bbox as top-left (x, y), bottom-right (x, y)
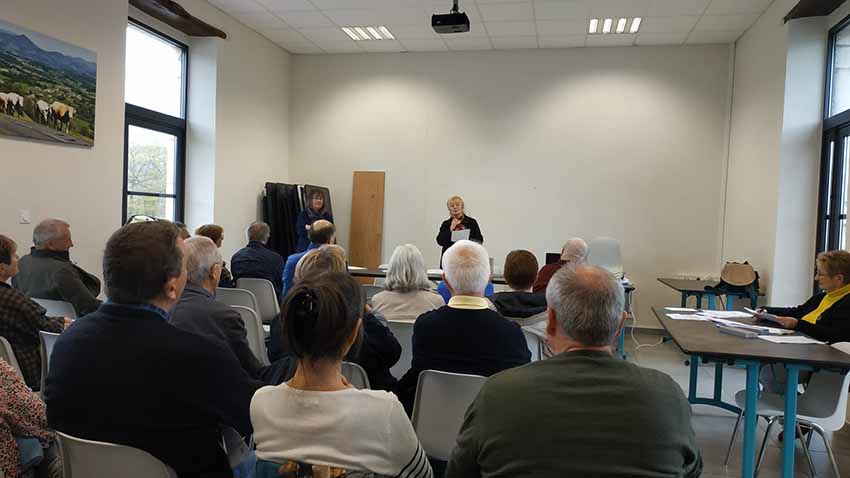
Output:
top-left (13, 219), bottom-right (102, 316)
top-left (251, 273), bottom-right (433, 478)
top-left (231, 222), bottom-right (285, 300)
top-left (436, 280), bottom-right (494, 303)
top-left (171, 236), bottom-right (265, 379)
top-left (532, 237), bottom-right (588, 293)
top-left (175, 221), bottom-right (191, 240)
top-left (0, 359), bottom-right (60, 478)
top-left (195, 224), bottom-right (235, 288)
top-left (372, 244), bottom-right (445, 321)
top-left (46, 221), bottom-right (261, 478)
top-left (270, 245), bottom-right (401, 391)
top-left (282, 220), bottom-right (335, 296)
top-left (447, 265), bottom-right (703, 478)
top-left (397, 240), bottom-right (531, 414)
top-left (491, 250), bottom-right (547, 322)
top-left (0, 235), bottom-right (68, 390)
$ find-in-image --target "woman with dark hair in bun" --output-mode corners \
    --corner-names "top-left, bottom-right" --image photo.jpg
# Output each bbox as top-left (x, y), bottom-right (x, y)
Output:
top-left (250, 273), bottom-right (432, 478)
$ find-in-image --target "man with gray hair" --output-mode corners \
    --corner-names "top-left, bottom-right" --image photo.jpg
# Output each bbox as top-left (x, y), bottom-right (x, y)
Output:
top-left (396, 240), bottom-right (530, 414)
top-left (13, 218), bottom-right (102, 315)
top-left (171, 236), bottom-right (265, 379)
top-left (532, 237), bottom-right (588, 293)
top-left (231, 221), bottom-right (286, 301)
top-left (447, 265), bottom-right (702, 478)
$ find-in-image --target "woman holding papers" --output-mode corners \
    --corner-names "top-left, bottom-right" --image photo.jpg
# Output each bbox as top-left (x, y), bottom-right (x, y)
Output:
top-left (436, 195), bottom-right (483, 263)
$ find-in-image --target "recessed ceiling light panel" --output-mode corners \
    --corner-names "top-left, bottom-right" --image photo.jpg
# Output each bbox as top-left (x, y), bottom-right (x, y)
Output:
top-left (341, 26), bottom-right (396, 41)
top-left (588, 17), bottom-right (641, 35)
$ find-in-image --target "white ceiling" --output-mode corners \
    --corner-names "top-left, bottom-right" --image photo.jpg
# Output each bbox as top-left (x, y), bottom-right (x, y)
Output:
top-left (205, 0), bottom-right (775, 54)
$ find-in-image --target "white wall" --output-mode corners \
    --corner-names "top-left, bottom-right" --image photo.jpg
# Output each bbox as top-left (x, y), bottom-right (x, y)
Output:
top-left (291, 46), bottom-right (732, 327)
top-left (0, 0), bottom-right (290, 286)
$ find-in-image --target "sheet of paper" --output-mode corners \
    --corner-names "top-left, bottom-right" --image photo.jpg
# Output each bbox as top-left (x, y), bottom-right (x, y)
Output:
top-left (666, 307), bottom-right (696, 312)
top-left (426, 269), bottom-right (444, 275)
top-left (698, 310), bottom-right (753, 319)
top-left (667, 314), bottom-right (708, 321)
top-left (759, 335), bottom-right (825, 345)
top-left (451, 229), bottom-right (470, 242)
top-left (832, 342), bottom-right (850, 355)
top-left (347, 265), bottom-right (366, 271)
top-left (704, 318), bottom-right (793, 335)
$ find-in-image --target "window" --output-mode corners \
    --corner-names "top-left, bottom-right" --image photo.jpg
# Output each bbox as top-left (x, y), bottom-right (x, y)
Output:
top-left (123, 20), bottom-right (187, 223)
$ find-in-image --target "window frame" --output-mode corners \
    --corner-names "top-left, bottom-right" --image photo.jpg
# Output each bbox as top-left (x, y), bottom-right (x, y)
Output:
top-left (122, 19), bottom-right (189, 224)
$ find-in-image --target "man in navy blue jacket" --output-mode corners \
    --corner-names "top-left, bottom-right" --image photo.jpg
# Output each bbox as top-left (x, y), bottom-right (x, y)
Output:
top-left (231, 222), bottom-right (286, 301)
top-left (46, 221), bottom-right (262, 478)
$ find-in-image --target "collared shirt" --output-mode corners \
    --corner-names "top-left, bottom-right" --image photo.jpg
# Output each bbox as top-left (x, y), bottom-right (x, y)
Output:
top-left (106, 301), bottom-right (170, 322)
top-left (802, 283), bottom-right (850, 324)
top-left (448, 295), bottom-right (490, 310)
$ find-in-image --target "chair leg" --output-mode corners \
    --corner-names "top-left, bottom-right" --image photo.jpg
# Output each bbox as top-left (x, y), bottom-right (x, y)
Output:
top-left (810, 423), bottom-right (840, 478)
top-left (755, 417), bottom-right (779, 477)
top-left (796, 423), bottom-right (817, 477)
top-left (725, 411), bottom-right (743, 466)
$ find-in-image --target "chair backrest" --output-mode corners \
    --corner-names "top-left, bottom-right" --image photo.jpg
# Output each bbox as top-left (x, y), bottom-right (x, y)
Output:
top-left (56, 431), bottom-right (176, 478)
top-left (797, 370), bottom-right (850, 431)
top-left (587, 237), bottom-right (624, 278)
top-left (0, 336), bottom-right (23, 378)
top-left (216, 288), bottom-right (259, 314)
top-left (32, 298), bottom-right (77, 319)
top-left (236, 278), bottom-right (280, 324)
top-left (342, 361), bottom-right (371, 389)
top-left (522, 329), bottom-right (542, 362)
top-left (363, 285), bottom-right (384, 302)
top-left (39, 331), bottom-right (60, 391)
top-left (231, 305), bottom-right (270, 366)
top-left (411, 370), bottom-right (487, 461)
top-left (387, 321), bottom-right (414, 380)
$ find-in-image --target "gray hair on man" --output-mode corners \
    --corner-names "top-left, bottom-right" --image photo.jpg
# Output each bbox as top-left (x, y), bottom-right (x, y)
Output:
top-left (385, 244), bottom-right (432, 293)
top-left (546, 265), bottom-right (625, 346)
top-left (246, 222), bottom-right (271, 243)
top-left (561, 237), bottom-right (589, 263)
top-left (33, 218), bottom-right (70, 249)
top-left (185, 236), bottom-right (223, 286)
top-left (443, 240), bottom-right (490, 295)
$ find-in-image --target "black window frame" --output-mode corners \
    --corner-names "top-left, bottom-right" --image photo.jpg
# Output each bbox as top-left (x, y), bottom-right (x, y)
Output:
top-left (122, 19), bottom-right (188, 224)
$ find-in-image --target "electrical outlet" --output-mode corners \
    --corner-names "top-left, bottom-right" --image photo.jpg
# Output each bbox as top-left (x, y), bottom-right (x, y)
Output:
top-left (19, 210), bottom-right (31, 224)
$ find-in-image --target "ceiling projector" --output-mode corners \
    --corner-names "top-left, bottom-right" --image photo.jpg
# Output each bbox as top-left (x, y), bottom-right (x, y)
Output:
top-left (432, 0), bottom-right (470, 34)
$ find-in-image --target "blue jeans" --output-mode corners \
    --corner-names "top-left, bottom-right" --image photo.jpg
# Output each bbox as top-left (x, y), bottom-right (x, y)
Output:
top-left (16, 437), bottom-right (44, 471)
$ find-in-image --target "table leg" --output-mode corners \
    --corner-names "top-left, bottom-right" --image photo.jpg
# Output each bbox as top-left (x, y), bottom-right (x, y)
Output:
top-left (681, 291), bottom-right (688, 308)
top-left (782, 365), bottom-right (800, 478)
top-left (688, 355), bottom-right (699, 402)
top-left (618, 327), bottom-right (626, 360)
top-left (713, 362), bottom-right (724, 400)
top-left (707, 293), bottom-right (716, 310)
top-left (727, 295), bottom-right (735, 311)
top-left (696, 294), bottom-right (703, 309)
top-left (742, 361), bottom-right (761, 478)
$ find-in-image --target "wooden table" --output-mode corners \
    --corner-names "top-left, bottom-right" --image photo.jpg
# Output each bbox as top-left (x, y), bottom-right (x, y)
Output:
top-left (658, 277), bottom-right (763, 310)
top-left (348, 267), bottom-right (509, 285)
top-left (652, 307), bottom-right (850, 478)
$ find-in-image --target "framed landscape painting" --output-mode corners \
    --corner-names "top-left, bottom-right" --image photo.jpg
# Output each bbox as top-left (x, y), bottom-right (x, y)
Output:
top-left (0, 18), bottom-right (96, 146)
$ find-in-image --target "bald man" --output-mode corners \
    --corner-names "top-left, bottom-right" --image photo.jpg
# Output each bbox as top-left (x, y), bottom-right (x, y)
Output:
top-left (231, 222), bottom-right (286, 301)
top-left (532, 238), bottom-right (588, 293)
top-left (281, 220), bottom-right (336, 297)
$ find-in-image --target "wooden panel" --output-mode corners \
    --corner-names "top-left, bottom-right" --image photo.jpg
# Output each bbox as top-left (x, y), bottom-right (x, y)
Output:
top-left (349, 171), bottom-right (385, 269)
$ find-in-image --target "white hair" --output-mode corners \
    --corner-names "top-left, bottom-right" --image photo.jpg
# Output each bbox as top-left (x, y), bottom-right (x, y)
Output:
top-left (385, 244), bottom-right (431, 293)
top-left (185, 236), bottom-right (222, 286)
top-left (561, 237), bottom-right (589, 262)
top-left (33, 219), bottom-right (69, 248)
top-left (546, 265), bottom-right (624, 346)
top-left (443, 240), bottom-right (490, 295)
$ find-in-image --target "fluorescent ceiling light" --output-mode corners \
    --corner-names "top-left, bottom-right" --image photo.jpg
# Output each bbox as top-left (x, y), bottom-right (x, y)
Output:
top-left (342, 27), bottom-right (360, 41)
top-left (602, 18), bottom-right (612, 34)
top-left (366, 27), bottom-right (382, 40)
top-left (588, 18), bottom-right (599, 34)
top-left (630, 17), bottom-right (642, 33)
top-left (378, 26), bottom-right (395, 40)
top-left (616, 18), bottom-right (627, 34)
top-left (343, 25), bottom-right (395, 41)
top-left (354, 27), bottom-right (370, 40)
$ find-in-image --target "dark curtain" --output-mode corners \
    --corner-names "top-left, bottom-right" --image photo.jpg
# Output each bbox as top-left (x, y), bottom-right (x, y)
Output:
top-left (263, 183), bottom-right (300, 259)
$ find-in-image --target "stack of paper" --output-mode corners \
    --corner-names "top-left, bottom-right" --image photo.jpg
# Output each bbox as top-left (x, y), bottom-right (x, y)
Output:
top-left (759, 335), bottom-right (825, 345)
top-left (667, 314), bottom-right (708, 321)
top-left (665, 307), bottom-right (696, 312)
top-left (698, 310), bottom-right (752, 319)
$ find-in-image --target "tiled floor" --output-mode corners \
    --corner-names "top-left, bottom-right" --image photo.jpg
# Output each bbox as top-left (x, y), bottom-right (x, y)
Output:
top-left (625, 331), bottom-right (849, 477)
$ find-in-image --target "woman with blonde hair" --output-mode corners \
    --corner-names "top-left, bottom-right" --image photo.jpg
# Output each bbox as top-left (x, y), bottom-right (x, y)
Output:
top-left (436, 195), bottom-right (483, 263)
top-left (372, 244), bottom-right (445, 321)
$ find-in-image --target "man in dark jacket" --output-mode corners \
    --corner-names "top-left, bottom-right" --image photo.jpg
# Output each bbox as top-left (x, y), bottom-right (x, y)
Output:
top-left (231, 222), bottom-right (286, 301)
top-left (491, 250), bottom-right (547, 321)
top-left (13, 219), bottom-right (101, 316)
top-left (46, 221), bottom-right (261, 478)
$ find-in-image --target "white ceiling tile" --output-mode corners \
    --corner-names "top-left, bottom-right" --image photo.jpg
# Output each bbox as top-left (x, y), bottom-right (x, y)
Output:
top-left (536, 20), bottom-right (587, 36)
top-left (589, 0), bottom-right (650, 18)
top-left (309, 0), bottom-right (373, 8)
top-left (384, 24), bottom-right (441, 39)
top-left (318, 9), bottom-right (375, 25)
top-left (484, 21), bottom-right (536, 36)
top-left (686, 29), bottom-right (740, 43)
top-left (694, 13), bottom-right (759, 31)
top-left (234, 12), bottom-right (289, 29)
top-left (309, 36), bottom-right (357, 48)
top-left (424, 1), bottom-right (483, 20)
top-left (648, 0), bottom-right (710, 16)
top-left (381, 8), bottom-right (430, 25)
top-left (298, 27), bottom-right (352, 42)
top-left (320, 42), bottom-right (365, 53)
top-left (538, 35), bottom-right (585, 48)
top-left (705, 0), bottom-right (772, 15)
top-left (533, 0), bottom-right (590, 20)
top-left (257, 0), bottom-right (315, 12)
top-left (399, 38), bottom-right (449, 51)
top-left (359, 40), bottom-right (406, 52)
top-left (635, 31), bottom-right (688, 45)
top-left (478, 2), bottom-right (534, 22)
top-left (586, 33), bottom-right (635, 46)
top-left (491, 36), bottom-right (538, 49)
top-left (277, 11), bottom-right (336, 28)
top-left (208, 0), bottom-right (267, 14)
top-left (285, 42), bottom-right (324, 53)
top-left (260, 27), bottom-right (309, 43)
top-left (444, 37), bottom-right (493, 50)
top-left (639, 16), bottom-right (700, 33)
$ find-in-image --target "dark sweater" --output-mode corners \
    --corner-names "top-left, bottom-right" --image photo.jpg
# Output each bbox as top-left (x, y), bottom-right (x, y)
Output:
top-left (491, 291), bottom-right (547, 318)
top-left (12, 249), bottom-right (102, 316)
top-left (447, 350), bottom-right (703, 478)
top-left (436, 215), bottom-right (484, 257)
top-left (45, 303), bottom-right (262, 478)
top-left (765, 292), bottom-right (850, 343)
top-left (231, 241), bottom-right (286, 302)
top-left (396, 305), bottom-right (530, 414)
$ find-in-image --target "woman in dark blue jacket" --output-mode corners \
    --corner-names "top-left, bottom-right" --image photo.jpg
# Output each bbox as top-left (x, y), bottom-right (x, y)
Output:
top-left (295, 190), bottom-right (333, 252)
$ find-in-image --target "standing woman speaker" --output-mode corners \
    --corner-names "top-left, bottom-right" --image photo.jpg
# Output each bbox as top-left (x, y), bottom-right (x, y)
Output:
top-left (295, 189), bottom-right (334, 252)
top-left (436, 195), bottom-right (484, 264)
